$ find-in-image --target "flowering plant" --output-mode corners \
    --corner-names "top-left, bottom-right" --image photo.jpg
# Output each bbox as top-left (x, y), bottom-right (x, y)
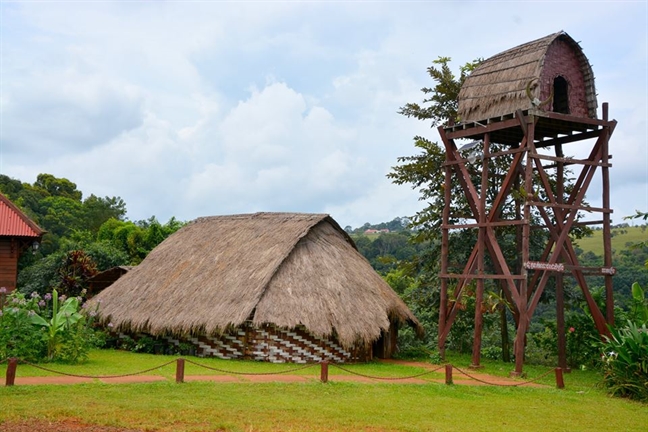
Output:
top-left (0, 289), bottom-right (48, 361)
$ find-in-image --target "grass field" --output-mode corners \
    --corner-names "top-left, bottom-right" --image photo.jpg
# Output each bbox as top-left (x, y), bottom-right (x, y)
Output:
top-left (1, 350), bottom-right (646, 431)
top-left (573, 225), bottom-right (647, 256)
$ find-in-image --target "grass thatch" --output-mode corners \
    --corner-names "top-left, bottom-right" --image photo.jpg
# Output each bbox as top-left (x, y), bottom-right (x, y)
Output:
top-left (91, 213), bottom-right (422, 348)
top-left (457, 31), bottom-right (597, 122)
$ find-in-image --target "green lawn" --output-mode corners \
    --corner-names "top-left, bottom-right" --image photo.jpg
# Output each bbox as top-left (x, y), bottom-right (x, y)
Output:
top-left (1, 350), bottom-right (646, 431)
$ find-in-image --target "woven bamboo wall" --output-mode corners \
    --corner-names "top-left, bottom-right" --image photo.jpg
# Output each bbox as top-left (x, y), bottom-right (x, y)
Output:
top-left (122, 323), bottom-right (371, 363)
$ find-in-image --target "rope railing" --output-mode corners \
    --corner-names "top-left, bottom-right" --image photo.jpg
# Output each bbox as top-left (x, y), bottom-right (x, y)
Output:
top-left (330, 364), bottom-right (445, 381)
top-left (183, 358), bottom-right (316, 376)
top-left (451, 365), bottom-right (555, 387)
top-left (2, 357), bottom-right (566, 389)
top-left (17, 358), bottom-right (177, 379)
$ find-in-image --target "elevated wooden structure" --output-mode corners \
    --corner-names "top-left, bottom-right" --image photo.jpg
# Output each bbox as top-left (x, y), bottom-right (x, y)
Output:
top-left (438, 32), bottom-right (615, 374)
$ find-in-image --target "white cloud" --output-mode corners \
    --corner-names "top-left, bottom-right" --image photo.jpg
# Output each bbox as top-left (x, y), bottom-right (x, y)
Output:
top-left (0, 1), bottom-right (646, 230)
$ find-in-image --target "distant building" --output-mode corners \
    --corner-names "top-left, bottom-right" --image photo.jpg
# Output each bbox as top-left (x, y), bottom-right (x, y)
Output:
top-left (0, 193), bottom-right (44, 293)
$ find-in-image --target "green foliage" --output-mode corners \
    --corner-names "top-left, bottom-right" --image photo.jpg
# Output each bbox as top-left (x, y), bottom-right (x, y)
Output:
top-left (33, 173), bottom-right (82, 201)
top-left (82, 241), bottom-right (130, 271)
top-left (353, 231), bottom-right (422, 273)
top-left (0, 172), bottom-right (186, 293)
top-left (630, 282), bottom-right (648, 324)
top-left (30, 289), bottom-right (85, 360)
top-left (0, 289), bottom-right (47, 362)
top-left (97, 216), bottom-right (184, 264)
top-left (17, 253), bottom-right (64, 297)
top-left (1, 287), bottom-right (102, 364)
top-left (531, 311), bottom-right (601, 369)
top-left (600, 321), bottom-right (648, 401)
top-left (83, 194), bottom-right (127, 233)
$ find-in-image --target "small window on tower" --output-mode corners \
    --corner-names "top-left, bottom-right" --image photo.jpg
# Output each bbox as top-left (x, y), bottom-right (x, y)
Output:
top-left (553, 76), bottom-right (570, 114)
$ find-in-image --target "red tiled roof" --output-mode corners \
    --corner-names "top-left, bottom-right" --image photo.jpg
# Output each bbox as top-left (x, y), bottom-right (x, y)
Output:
top-left (0, 193), bottom-right (44, 237)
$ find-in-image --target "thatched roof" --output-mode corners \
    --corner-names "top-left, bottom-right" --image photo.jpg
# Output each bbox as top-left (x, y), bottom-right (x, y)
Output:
top-left (92, 213), bottom-right (423, 348)
top-left (457, 31), bottom-right (597, 122)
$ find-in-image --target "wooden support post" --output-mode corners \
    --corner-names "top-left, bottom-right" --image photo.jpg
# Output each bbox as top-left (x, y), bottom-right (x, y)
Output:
top-left (472, 134), bottom-right (489, 368)
top-left (439, 148), bottom-right (452, 360)
top-left (5, 358), bottom-right (17, 386)
top-left (555, 368), bottom-right (565, 389)
top-left (601, 102), bottom-right (614, 326)
top-left (556, 272), bottom-right (568, 371)
top-left (514, 121), bottom-right (534, 376)
top-left (445, 364), bottom-right (453, 385)
top-left (175, 358), bottom-right (185, 384)
top-left (320, 361), bottom-right (329, 383)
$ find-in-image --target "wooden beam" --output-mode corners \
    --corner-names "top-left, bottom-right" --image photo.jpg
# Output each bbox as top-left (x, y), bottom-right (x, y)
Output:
top-left (446, 118), bottom-right (521, 140)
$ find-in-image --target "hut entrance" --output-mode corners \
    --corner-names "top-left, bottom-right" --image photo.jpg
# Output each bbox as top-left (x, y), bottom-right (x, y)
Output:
top-left (372, 321), bottom-right (398, 359)
top-left (553, 76), bottom-right (570, 114)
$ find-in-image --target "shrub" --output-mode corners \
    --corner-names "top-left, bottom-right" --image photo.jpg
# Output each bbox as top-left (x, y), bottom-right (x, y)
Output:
top-left (1, 288), bottom-right (103, 364)
top-left (600, 321), bottom-right (648, 401)
top-left (0, 289), bottom-right (47, 362)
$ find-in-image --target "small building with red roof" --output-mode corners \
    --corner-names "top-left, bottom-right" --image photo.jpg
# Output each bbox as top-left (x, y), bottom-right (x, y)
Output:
top-left (0, 193), bottom-right (44, 293)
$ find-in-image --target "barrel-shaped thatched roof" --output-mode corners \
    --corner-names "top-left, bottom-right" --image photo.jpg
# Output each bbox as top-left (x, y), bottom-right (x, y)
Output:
top-left (457, 31), bottom-right (597, 122)
top-left (92, 212), bottom-right (423, 348)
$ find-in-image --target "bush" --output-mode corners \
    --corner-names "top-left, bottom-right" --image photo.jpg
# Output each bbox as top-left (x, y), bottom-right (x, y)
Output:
top-left (0, 288), bottom-right (103, 363)
top-left (0, 289), bottom-right (47, 362)
top-left (600, 321), bottom-right (648, 401)
top-left (530, 311), bottom-right (601, 369)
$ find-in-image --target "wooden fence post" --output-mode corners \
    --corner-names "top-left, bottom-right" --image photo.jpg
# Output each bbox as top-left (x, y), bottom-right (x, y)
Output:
top-left (555, 367), bottom-right (565, 389)
top-left (176, 358), bottom-right (185, 384)
top-left (5, 358), bottom-right (17, 386)
top-left (445, 364), bottom-right (453, 385)
top-left (320, 361), bottom-right (328, 383)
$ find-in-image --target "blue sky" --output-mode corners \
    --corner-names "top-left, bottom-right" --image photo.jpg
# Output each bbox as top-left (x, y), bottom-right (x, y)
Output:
top-left (1, 1), bottom-right (646, 229)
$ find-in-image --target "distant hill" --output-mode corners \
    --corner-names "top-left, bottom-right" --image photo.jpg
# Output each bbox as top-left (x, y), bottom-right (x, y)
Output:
top-left (574, 225), bottom-right (648, 256)
top-left (344, 217), bottom-right (411, 235)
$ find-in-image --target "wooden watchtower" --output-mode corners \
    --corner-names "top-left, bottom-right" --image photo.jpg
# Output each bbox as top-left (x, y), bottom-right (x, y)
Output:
top-left (437, 31), bottom-right (616, 374)
top-left (0, 193), bottom-right (44, 293)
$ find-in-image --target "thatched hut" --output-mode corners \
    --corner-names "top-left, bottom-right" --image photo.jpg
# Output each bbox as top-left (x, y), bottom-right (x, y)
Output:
top-left (457, 31), bottom-right (597, 123)
top-left (92, 213), bottom-right (422, 363)
top-left (87, 266), bottom-right (132, 298)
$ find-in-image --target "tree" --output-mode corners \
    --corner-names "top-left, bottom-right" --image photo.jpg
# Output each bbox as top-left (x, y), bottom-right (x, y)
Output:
top-left (83, 194), bottom-right (127, 233)
top-left (33, 173), bottom-right (82, 201)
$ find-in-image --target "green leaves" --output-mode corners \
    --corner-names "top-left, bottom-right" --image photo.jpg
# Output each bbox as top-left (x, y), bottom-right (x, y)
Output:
top-left (631, 282), bottom-right (648, 324)
top-left (397, 57), bottom-right (480, 126)
top-left (30, 289), bottom-right (85, 360)
top-left (600, 321), bottom-right (648, 401)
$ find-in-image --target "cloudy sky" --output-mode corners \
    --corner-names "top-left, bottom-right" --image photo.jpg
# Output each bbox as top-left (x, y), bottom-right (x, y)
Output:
top-left (1, 1), bottom-right (646, 229)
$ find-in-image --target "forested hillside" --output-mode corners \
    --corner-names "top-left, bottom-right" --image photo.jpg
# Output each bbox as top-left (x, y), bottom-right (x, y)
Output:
top-left (0, 173), bottom-right (184, 298)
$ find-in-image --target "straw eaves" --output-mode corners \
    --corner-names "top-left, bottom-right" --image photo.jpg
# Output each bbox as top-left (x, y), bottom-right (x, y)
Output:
top-left (91, 212), bottom-right (423, 348)
top-left (457, 31), bottom-right (597, 122)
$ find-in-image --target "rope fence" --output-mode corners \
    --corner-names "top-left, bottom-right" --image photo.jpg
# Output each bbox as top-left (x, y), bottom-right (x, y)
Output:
top-left (1, 357), bottom-right (567, 389)
top-left (17, 359), bottom-right (177, 379)
top-left (452, 365), bottom-right (556, 387)
top-left (183, 358), bottom-right (316, 376)
top-left (331, 364), bottom-right (445, 381)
